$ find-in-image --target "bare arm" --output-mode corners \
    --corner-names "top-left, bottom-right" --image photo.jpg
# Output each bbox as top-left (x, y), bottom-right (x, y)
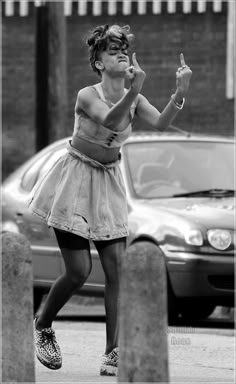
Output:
top-left (76, 53), bottom-right (146, 131)
top-left (135, 53), bottom-right (192, 131)
top-left (135, 92), bottom-right (183, 131)
top-left (76, 86), bottom-right (137, 130)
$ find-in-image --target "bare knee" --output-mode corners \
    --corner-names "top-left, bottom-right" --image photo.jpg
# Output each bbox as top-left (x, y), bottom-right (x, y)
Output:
top-left (61, 248), bottom-right (92, 288)
top-left (96, 238), bottom-right (126, 286)
top-left (66, 263), bottom-right (92, 287)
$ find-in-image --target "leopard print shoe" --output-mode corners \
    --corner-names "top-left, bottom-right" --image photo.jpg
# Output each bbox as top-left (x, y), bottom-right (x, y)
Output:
top-left (34, 318), bottom-right (62, 370)
top-left (100, 347), bottom-right (119, 376)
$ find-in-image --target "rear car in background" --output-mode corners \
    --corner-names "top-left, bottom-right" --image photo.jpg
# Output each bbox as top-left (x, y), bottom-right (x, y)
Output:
top-left (2, 131), bottom-right (235, 321)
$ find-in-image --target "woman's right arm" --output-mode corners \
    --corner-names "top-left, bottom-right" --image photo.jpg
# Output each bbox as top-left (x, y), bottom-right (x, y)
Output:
top-left (77, 53), bottom-right (146, 130)
top-left (76, 86), bottom-right (137, 130)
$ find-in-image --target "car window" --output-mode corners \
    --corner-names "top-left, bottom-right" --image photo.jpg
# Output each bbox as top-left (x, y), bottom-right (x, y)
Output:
top-left (124, 141), bottom-right (234, 198)
top-left (21, 146), bottom-right (67, 192)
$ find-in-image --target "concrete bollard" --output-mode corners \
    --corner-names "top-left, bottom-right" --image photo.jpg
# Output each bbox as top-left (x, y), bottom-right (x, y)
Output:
top-left (1, 231), bottom-right (35, 383)
top-left (118, 241), bottom-right (169, 382)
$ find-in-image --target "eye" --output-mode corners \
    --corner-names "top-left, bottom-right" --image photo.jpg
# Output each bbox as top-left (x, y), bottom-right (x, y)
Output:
top-left (108, 46), bottom-right (118, 54)
top-left (110, 44), bottom-right (119, 50)
top-left (108, 43), bottom-right (128, 55)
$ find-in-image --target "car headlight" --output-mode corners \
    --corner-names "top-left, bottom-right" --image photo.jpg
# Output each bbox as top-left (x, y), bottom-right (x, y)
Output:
top-left (184, 229), bottom-right (203, 246)
top-left (207, 229), bottom-right (231, 250)
top-left (2, 221), bottom-right (20, 234)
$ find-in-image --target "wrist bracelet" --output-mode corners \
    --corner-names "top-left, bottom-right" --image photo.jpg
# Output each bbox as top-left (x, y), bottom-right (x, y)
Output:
top-left (171, 94), bottom-right (185, 110)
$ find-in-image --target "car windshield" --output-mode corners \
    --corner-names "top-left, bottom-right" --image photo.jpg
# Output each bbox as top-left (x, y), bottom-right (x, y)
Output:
top-left (124, 140), bottom-right (234, 199)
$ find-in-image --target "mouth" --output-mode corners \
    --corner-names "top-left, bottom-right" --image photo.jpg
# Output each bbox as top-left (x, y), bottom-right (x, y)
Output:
top-left (118, 59), bottom-right (127, 63)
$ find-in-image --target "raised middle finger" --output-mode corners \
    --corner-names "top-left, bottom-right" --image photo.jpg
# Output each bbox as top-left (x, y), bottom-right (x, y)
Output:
top-left (132, 53), bottom-right (141, 70)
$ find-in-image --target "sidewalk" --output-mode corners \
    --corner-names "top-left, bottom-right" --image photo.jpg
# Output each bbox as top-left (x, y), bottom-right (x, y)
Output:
top-left (35, 305), bottom-right (235, 384)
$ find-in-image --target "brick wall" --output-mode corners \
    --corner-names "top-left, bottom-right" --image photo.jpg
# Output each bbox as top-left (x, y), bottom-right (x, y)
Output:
top-left (2, 7), bottom-right (234, 178)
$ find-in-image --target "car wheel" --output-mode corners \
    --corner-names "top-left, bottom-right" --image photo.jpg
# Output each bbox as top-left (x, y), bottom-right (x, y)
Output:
top-left (179, 299), bottom-right (216, 321)
top-left (33, 288), bottom-right (45, 315)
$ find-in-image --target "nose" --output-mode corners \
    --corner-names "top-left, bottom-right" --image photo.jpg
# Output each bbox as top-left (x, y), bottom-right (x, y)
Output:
top-left (118, 53), bottom-right (127, 60)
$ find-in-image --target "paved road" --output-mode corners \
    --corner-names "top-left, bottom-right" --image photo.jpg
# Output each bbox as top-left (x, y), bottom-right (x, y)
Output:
top-left (35, 298), bottom-right (235, 383)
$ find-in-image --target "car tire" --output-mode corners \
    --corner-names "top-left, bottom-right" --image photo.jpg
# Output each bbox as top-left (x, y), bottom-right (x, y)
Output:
top-left (178, 299), bottom-right (216, 321)
top-left (33, 288), bottom-right (45, 315)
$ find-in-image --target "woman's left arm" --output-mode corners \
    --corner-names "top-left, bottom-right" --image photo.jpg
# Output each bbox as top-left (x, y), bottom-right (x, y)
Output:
top-left (135, 53), bottom-right (192, 131)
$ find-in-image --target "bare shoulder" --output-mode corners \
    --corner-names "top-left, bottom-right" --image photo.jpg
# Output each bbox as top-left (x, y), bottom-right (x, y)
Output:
top-left (75, 85), bottom-right (99, 111)
top-left (77, 85), bottom-right (98, 102)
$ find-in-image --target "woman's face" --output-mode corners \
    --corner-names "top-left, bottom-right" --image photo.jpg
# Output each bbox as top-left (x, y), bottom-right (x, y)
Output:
top-left (98, 38), bottom-right (130, 76)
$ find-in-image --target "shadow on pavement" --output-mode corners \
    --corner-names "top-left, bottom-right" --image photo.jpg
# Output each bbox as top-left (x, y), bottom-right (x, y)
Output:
top-left (54, 313), bottom-right (235, 330)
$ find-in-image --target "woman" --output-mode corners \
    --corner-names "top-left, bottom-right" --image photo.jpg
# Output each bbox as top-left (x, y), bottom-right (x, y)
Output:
top-left (29, 24), bottom-right (192, 376)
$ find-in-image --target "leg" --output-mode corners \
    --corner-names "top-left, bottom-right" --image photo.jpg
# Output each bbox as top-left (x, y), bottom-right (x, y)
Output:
top-left (94, 237), bottom-right (127, 355)
top-left (36, 229), bottom-right (92, 330)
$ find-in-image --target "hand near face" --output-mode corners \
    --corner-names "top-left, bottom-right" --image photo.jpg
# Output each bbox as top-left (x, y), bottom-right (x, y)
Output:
top-left (126, 53), bottom-right (146, 94)
top-left (176, 53), bottom-right (192, 97)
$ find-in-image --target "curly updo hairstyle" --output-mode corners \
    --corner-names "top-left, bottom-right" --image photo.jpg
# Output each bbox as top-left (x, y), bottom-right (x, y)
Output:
top-left (86, 24), bottom-right (134, 76)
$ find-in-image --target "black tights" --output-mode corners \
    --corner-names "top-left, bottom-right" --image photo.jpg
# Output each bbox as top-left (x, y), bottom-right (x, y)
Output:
top-left (36, 228), bottom-right (126, 354)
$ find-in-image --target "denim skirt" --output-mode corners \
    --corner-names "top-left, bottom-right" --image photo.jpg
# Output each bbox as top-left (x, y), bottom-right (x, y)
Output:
top-left (28, 141), bottom-right (128, 240)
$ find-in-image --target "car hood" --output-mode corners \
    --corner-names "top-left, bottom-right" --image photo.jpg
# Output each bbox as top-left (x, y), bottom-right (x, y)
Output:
top-left (131, 196), bottom-right (235, 230)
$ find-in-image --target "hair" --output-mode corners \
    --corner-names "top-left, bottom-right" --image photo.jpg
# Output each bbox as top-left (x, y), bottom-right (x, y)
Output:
top-left (86, 24), bottom-right (134, 76)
